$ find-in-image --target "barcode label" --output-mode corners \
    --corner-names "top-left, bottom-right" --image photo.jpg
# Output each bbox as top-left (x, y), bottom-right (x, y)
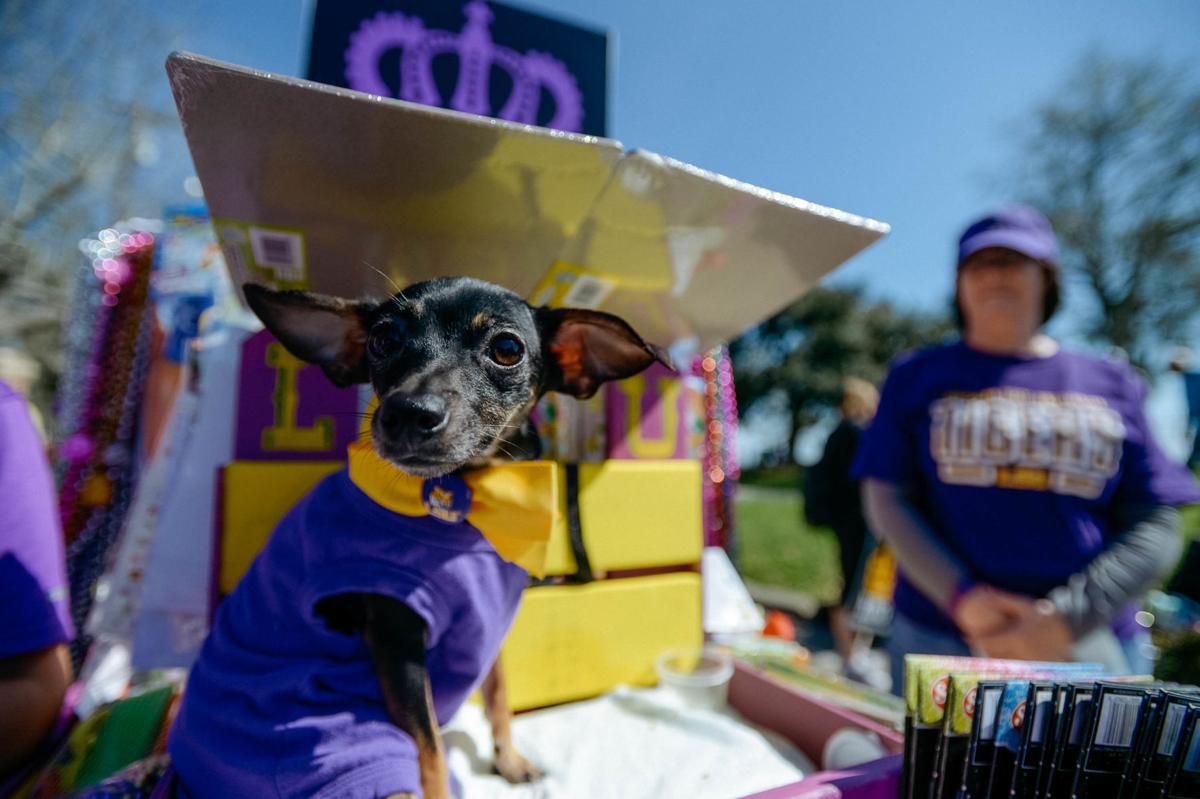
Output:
top-left (1030, 690), bottom-right (1053, 744)
top-left (561, 274), bottom-right (614, 309)
top-left (980, 687), bottom-right (1002, 741)
top-left (249, 227), bottom-right (306, 281)
top-left (1158, 705), bottom-right (1187, 756)
top-left (1094, 694), bottom-right (1142, 748)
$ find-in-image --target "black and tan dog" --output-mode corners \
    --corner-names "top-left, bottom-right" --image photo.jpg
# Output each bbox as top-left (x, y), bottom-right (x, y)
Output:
top-left (170, 277), bottom-right (667, 799)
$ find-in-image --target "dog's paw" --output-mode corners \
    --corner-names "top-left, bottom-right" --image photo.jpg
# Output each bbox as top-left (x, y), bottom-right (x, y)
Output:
top-left (493, 746), bottom-right (542, 783)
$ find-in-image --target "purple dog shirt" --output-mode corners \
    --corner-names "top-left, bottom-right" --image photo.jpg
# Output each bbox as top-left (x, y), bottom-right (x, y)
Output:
top-left (169, 471), bottom-right (528, 798)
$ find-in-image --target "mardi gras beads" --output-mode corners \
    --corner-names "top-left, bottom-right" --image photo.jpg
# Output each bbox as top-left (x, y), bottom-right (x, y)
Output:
top-left (56, 227), bottom-right (157, 667)
top-left (698, 346), bottom-right (739, 553)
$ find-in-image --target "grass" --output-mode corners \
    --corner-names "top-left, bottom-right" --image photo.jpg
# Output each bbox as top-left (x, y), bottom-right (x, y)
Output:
top-left (733, 486), bottom-right (843, 605)
top-left (737, 464), bottom-right (804, 491)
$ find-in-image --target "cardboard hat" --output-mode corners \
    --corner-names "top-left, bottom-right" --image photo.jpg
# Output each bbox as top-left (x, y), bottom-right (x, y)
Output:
top-left (167, 52), bottom-right (888, 352)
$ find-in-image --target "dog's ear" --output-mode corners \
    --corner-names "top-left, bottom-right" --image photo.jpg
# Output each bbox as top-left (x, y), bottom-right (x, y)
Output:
top-left (535, 307), bottom-right (672, 398)
top-left (243, 284), bottom-right (374, 387)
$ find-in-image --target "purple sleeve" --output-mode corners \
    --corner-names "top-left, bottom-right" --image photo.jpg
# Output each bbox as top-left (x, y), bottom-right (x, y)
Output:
top-left (852, 358), bottom-right (918, 485)
top-left (0, 389), bottom-right (74, 658)
top-left (305, 562), bottom-right (451, 647)
top-left (1113, 371), bottom-right (1200, 507)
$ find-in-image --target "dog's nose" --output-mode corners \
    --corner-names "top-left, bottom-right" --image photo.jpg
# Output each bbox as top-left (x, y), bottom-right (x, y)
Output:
top-left (380, 394), bottom-right (449, 438)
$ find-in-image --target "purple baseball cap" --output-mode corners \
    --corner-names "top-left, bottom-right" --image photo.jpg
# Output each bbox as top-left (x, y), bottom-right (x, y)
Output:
top-left (957, 205), bottom-right (1060, 267)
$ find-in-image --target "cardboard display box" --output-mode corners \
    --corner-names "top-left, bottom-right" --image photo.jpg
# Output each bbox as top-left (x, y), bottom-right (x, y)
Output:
top-left (501, 573), bottom-right (702, 711)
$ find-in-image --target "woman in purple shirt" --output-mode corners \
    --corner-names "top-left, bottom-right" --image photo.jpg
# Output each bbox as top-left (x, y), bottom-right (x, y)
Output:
top-left (853, 206), bottom-right (1200, 692)
top-left (0, 379), bottom-right (74, 778)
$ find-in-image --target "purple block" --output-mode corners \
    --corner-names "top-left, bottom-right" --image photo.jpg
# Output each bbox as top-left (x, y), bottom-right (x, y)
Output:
top-left (605, 362), bottom-right (701, 460)
top-left (234, 330), bottom-right (359, 461)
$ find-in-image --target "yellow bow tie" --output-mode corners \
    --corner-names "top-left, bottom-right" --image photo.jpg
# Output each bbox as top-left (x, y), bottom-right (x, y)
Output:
top-left (346, 441), bottom-right (558, 577)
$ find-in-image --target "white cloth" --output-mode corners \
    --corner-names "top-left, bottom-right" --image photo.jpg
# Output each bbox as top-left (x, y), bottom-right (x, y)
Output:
top-left (131, 325), bottom-right (250, 668)
top-left (703, 546), bottom-right (765, 635)
top-left (445, 685), bottom-right (812, 799)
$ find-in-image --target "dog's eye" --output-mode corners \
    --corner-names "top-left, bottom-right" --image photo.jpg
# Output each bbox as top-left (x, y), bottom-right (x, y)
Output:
top-left (488, 334), bottom-right (524, 366)
top-left (367, 324), bottom-right (405, 359)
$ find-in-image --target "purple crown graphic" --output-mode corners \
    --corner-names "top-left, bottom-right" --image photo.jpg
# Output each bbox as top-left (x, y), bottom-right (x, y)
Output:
top-left (344, 1), bottom-right (584, 132)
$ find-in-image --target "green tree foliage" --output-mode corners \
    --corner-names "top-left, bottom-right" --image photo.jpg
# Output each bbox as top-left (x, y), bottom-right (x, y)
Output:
top-left (1013, 52), bottom-right (1200, 370)
top-left (730, 285), bottom-right (953, 465)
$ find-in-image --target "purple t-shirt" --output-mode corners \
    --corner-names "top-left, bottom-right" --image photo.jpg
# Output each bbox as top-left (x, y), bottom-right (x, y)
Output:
top-left (853, 342), bottom-right (1200, 634)
top-left (169, 470), bottom-right (528, 799)
top-left (0, 380), bottom-right (73, 658)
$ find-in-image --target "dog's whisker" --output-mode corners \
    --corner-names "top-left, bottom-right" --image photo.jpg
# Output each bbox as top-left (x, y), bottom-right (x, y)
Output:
top-left (477, 422), bottom-right (527, 433)
top-left (362, 260), bottom-right (408, 308)
top-left (492, 440), bottom-right (525, 461)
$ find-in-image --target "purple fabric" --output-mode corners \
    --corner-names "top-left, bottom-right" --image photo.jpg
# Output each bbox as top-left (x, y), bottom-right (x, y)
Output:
top-left (853, 342), bottom-right (1200, 634)
top-left (957, 205), bottom-right (1059, 266)
top-left (168, 470), bottom-right (528, 799)
top-left (1110, 608), bottom-right (1141, 641)
top-left (738, 754), bottom-right (901, 799)
top-left (0, 380), bottom-right (73, 658)
top-left (233, 330), bottom-right (360, 462)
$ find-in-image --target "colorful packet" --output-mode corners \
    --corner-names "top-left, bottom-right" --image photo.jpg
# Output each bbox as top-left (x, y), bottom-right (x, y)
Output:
top-left (914, 658), bottom-right (994, 799)
top-left (1163, 707), bottom-right (1200, 799)
top-left (1011, 681), bottom-right (1056, 798)
top-left (1045, 682), bottom-right (1099, 799)
top-left (903, 655), bottom-right (981, 799)
top-left (933, 672), bottom-right (989, 799)
top-left (1121, 689), bottom-right (1166, 798)
top-left (1041, 676), bottom-right (1153, 799)
top-left (987, 678), bottom-right (1034, 797)
top-left (964, 678), bottom-right (1008, 799)
top-left (987, 668), bottom-right (1103, 799)
top-left (906, 657), bottom-right (1098, 799)
top-left (1073, 682), bottom-right (1152, 797)
top-left (1132, 690), bottom-right (1200, 798)
top-left (1034, 682), bottom-right (1076, 799)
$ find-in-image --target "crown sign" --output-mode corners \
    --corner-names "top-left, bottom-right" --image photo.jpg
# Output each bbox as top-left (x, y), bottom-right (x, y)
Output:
top-left (344, 1), bottom-right (584, 132)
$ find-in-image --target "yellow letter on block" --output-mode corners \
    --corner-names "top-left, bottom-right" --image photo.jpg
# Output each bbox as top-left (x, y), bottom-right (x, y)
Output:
top-left (262, 343), bottom-right (335, 452)
top-left (617, 373), bottom-right (680, 459)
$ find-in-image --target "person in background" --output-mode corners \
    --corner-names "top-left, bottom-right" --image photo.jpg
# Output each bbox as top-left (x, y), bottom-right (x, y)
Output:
top-left (853, 205), bottom-right (1199, 692)
top-left (806, 377), bottom-right (879, 664)
top-left (1168, 347), bottom-right (1200, 469)
top-left (0, 377), bottom-right (74, 779)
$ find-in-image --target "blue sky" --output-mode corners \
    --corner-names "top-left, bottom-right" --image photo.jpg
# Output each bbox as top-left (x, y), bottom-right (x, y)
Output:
top-left (147, 0), bottom-right (1200, 459)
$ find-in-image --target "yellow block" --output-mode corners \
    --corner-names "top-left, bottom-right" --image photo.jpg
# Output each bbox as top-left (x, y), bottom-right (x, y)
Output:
top-left (499, 572), bottom-right (703, 711)
top-left (219, 458), bottom-right (702, 585)
top-left (541, 481), bottom-right (576, 576)
top-left (544, 460), bottom-right (703, 576)
top-left (541, 460), bottom-right (703, 576)
top-left (219, 461), bottom-right (342, 594)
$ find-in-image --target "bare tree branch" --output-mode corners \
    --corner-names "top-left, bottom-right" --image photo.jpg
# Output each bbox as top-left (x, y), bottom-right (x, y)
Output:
top-left (1012, 52), bottom-right (1200, 370)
